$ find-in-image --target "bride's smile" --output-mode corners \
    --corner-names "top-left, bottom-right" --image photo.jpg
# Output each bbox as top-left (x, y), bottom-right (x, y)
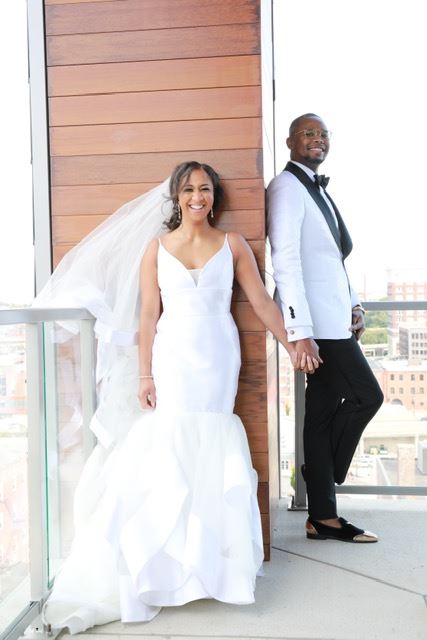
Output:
top-left (178, 168), bottom-right (214, 221)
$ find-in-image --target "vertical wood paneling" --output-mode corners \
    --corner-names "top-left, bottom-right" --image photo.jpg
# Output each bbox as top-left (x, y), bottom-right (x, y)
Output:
top-left (44, 0), bottom-right (271, 556)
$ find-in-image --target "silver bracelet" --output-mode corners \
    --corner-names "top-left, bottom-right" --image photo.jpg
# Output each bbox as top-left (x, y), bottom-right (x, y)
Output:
top-left (139, 375), bottom-right (153, 379)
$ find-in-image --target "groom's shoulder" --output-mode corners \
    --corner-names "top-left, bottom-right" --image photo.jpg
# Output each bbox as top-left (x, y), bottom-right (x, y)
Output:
top-left (267, 169), bottom-right (303, 195)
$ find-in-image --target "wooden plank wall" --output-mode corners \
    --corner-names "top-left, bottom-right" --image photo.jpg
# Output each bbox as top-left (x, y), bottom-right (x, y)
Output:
top-left (44, 0), bottom-right (270, 558)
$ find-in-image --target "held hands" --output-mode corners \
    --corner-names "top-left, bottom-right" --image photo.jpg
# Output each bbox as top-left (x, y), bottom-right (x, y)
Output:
top-left (350, 306), bottom-right (365, 341)
top-left (289, 338), bottom-right (323, 374)
top-left (138, 378), bottom-right (157, 409)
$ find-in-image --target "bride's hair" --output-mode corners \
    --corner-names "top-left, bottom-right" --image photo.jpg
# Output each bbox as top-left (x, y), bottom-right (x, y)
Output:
top-left (165, 160), bottom-right (224, 230)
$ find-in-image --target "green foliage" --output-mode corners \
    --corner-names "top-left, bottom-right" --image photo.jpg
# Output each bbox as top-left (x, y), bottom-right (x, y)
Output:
top-left (365, 309), bottom-right (388, 328)
top-left (290, 465), bottom-right (296, 490)
top-left (361, 328), bottom-right (387, 344)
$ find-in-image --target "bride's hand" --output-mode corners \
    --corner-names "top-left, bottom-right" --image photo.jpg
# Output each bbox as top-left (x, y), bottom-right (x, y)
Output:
top-left (138, 378), bottom-right (157, 410)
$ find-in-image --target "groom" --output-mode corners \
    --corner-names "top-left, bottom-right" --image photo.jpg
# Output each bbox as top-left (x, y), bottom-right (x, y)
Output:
top-left (267, 113), bottom-right (383, 542)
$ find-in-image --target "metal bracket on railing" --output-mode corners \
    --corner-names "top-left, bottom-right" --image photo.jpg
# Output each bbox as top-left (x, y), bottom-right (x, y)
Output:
top-left (17, 614), bottom-right (60, 640)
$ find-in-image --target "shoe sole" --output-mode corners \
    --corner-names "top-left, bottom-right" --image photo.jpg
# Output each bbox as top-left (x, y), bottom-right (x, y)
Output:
top-left (306, 532), bottom-right (378, 543)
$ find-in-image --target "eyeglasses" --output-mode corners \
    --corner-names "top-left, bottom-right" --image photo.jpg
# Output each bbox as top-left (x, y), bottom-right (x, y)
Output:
top-left (293, 128), bottom-right (332, 140)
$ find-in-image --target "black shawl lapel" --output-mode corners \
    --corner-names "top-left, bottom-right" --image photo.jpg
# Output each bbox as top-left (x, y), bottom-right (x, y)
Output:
top-left (284, 161), bottom-right (353, 259)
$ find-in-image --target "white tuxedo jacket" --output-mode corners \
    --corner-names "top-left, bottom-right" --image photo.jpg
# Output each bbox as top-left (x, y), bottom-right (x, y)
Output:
top-left (267, 166), bottom-right (360, 341)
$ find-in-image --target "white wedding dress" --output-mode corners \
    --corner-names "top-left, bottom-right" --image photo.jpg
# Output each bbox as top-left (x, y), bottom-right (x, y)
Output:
top-left (44, 234), bottom-right (264, 633)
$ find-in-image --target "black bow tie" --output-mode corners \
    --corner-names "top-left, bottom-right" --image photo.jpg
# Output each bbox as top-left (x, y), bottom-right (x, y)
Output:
top-left (314, 174), bottom-right (330, 189)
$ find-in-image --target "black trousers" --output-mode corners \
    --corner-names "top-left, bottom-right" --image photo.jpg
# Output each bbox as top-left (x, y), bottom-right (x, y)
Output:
top-left (303, 335), bottom-right (384, 520)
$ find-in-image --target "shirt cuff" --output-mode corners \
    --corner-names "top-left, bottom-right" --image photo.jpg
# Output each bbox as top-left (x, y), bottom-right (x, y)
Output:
top-left (286, 325), bottom-right (314, 342)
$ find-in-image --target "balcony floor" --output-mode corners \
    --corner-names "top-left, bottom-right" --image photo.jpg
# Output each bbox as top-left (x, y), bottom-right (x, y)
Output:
top-left (62, 497), bottom-right (427, 640)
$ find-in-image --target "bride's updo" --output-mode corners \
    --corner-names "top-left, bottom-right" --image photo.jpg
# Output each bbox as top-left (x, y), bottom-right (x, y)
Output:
top-left (166, 160), bottom-right (224, 230)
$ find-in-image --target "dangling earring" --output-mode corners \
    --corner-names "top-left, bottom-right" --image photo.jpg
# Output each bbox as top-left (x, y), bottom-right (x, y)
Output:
top-left (174, 203), bottom-right (182, 223)
top-left (210, 208), bottom-right (214, 220)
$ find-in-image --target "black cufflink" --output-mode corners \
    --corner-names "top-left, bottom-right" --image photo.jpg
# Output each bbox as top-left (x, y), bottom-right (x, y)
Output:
top-left (289, 306), bottom-right (295, 319)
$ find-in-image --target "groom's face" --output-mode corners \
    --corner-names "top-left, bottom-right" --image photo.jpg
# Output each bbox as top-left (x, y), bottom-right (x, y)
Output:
top-left (287, 117), bottom-right (330, 169)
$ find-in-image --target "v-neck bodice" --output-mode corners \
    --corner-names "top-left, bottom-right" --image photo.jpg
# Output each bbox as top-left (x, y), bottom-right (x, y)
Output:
top-left (153, 232), bottom-right (240, 413)
top-left (157, 235), bottom-right (233, 318)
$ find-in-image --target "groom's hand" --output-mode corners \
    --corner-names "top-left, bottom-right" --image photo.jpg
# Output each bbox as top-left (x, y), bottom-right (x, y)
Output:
top-left (294, 338), bottom-right (323, 372)
top-left (351, 306), bottom-right (365, 341)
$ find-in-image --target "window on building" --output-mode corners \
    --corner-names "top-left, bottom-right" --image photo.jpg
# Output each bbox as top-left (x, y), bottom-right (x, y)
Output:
top-left (420, 388), bottom-right (425, 394)
top-left (390, 374), bottom-right (395, 380)
top-left (411, 387), bottom-right (416, 394)
top-left (399, 388), bottom-right (404, 394)
top-left (399, 375), bottom-right (404, 381)
top-left (390, 387), bottom-right (395, 394)
top-left (421, 374), bottom-right (425, 381)
top-left (411, 374), bottom-right (415, 380)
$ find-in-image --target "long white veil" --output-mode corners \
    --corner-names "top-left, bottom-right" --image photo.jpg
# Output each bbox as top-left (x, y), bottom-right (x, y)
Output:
top-left (34, 178), bottom-right (172, 449)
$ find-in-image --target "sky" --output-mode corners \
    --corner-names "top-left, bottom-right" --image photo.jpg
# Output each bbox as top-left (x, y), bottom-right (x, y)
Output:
top-left (0, 1), bottom-right (34, 306)
top-left (0, 1), bottom-right (426, 305)
top-left (273, 0), bottom-right (427, 298)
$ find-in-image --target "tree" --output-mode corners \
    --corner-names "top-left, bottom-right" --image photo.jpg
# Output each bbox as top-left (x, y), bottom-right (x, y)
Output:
top-left (365, 309), bottom-right (388, 328)
top-left (361, 328), bottom-right (387, 344)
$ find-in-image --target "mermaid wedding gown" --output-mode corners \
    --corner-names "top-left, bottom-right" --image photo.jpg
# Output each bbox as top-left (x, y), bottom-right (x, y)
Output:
top-left (44, 234), bottom-right (264, 633)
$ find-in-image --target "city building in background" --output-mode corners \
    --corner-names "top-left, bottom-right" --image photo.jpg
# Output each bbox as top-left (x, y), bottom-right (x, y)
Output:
top-left (372, 360), bottom-right (427, 413)
top-left (0, 326), bottom-right (29, 629)
top-left (387, 269), bottom-right (427, 357)
top-left (399, 326), bottom-right (427, 360)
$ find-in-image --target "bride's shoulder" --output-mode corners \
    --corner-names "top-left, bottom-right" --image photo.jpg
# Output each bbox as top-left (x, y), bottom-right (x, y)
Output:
top-left (141, 237), bottom-right (161, 267)
top-left (226, 231), bottom-right (248, 250)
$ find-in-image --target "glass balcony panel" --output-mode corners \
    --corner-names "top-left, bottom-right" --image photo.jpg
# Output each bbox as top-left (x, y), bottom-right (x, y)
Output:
top-left (346, 318), bottom-right (427, 499)
top-left (280, 302), bottom-right (427, 506)
top-left (0, 325), bottom-right (30, 634)
top-left (278, 344), bottom-right (296, 499)
top-left (43, 321), bottom-right (92, 586)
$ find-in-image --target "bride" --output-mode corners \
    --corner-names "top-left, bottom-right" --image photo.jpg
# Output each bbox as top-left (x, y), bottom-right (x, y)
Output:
top-left (37, 161), bottom-right (318, 633)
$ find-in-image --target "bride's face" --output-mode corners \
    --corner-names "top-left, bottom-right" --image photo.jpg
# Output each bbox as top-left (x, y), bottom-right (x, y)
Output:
top-left (178, 169), bottom-right (214, 223)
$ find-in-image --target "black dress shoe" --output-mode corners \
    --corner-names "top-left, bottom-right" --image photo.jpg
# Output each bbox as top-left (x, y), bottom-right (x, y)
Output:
top-left (306, 517), bottom-right (378, 543)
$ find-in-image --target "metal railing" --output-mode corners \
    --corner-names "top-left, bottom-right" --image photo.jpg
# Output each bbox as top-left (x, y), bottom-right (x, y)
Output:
top-left (291, 301), bottom-right (427, 509)
top-left (2, 301), bottom-right (427, 633)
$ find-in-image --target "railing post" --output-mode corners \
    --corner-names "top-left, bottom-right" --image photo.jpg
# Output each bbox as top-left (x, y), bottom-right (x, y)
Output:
top-left (79, 319), bottom-right (97, 458)
top-left (291, 370), bottom-right (307, 509)
top-left (43, 323), bottom-right (61, 577)
top-left (26, 322), bottom-right (48, 601)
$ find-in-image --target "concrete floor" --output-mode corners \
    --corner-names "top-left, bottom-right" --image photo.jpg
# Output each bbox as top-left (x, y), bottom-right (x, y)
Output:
top-left (63, 497), bottom-right (427, 640)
